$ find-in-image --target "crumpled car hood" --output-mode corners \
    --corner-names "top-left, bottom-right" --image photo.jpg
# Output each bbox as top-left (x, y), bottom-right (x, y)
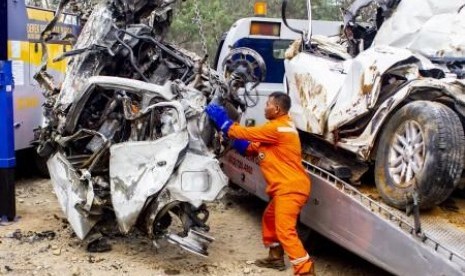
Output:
top-left (374, 0), bottom-right (465, 58)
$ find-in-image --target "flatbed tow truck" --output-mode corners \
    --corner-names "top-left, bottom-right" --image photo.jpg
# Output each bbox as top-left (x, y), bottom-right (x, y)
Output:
top-left (216, 2), bottom-right (465, 275)
top-left (222, 151), bottom-right (465, 275)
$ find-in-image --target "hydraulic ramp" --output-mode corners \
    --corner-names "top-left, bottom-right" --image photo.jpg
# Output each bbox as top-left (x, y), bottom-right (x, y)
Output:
top-left (221, 152), bottom-right (465, 275)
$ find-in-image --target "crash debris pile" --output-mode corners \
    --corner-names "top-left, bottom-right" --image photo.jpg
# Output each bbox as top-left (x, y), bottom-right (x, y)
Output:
top-left (31, 0), bottom-right (261, 257)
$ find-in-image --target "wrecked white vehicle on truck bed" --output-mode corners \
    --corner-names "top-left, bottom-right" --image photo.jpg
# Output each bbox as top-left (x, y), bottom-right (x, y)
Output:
top-left (284, 0), bottom-right (465, 209)
top-left (32, 0), bottom-right (262, 256)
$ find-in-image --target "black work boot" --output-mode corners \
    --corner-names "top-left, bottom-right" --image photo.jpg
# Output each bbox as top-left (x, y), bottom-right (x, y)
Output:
top-left (254, 245), bottom-right (286, 271)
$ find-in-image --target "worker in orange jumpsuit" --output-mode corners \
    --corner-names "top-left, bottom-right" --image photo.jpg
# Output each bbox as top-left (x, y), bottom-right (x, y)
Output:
top-left (205, 92), bottom-right (314, 276)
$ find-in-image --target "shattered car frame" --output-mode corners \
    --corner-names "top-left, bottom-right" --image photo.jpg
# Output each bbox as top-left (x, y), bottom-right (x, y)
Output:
top-left (33, 0), bottom-right (264, 256)
top-left (283, 0), bottom-right (465, 209)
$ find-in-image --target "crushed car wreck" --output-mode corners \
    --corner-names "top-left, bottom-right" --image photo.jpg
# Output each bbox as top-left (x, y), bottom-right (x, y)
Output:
top-left (32, 0), bottom-right (265, 257)
top-left (283, 0), bottom-right (465, 209)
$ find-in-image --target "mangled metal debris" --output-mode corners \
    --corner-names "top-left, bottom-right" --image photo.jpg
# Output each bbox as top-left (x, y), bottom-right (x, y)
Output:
top-left (284, 0), bottom-right (465, 209)
top-left (4, 229), bottom-right (56, 243)
top-left (33, 0), bottom-right (262, 257)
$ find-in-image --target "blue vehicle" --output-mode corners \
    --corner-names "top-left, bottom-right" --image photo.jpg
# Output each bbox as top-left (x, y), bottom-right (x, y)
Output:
top-left (1, 1), bottom-right (80, 168)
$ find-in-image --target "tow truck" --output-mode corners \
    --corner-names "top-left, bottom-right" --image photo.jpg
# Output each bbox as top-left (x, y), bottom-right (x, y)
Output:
top-left (215, 1), bottom-right (465, 275)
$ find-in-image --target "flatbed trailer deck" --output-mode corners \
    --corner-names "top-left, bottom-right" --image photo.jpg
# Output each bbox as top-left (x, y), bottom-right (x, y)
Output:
top-left (221, 151), bottom-right (465, 275)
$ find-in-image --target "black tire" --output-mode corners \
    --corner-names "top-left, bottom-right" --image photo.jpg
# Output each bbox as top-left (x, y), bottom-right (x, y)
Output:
top-left (375, 101), bottom-right (465, 209)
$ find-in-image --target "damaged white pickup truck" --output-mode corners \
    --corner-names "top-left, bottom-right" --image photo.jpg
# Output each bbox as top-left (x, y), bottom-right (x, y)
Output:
top-left (284, 0), bottom-right (465, 209)
top-left (32, 0), bottom-right (260, 256)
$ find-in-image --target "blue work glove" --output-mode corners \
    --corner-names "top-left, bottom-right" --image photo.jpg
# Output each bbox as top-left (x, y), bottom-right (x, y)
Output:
top-left (232, 139), bottom-right (250, 155)
top-left (205, 104), bottom-right (233, 134)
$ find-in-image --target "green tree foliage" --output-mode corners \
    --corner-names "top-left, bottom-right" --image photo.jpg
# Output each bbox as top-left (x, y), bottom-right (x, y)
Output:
top-left (167, 0), bottom-right (257, 61)
top-left (33, 0), bottom-right (367, 63)
top-left (167, 0), bottom-right (354, 62)
top-left (312, 0), bottom-right (341, 20)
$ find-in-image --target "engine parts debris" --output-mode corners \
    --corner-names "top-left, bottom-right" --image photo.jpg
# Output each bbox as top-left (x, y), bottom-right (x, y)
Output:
top-left (33, 0), bottom-right (261, 257)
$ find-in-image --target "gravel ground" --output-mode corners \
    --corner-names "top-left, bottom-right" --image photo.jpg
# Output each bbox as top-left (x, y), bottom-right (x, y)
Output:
top-left (0, 157), bottom-right (391, 276)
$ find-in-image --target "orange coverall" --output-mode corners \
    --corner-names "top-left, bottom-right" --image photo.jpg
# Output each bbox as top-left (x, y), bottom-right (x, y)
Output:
top-left (228, 114), bottom-right (312, 275)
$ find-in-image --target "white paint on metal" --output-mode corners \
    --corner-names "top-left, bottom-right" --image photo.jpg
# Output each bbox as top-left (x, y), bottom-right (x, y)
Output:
top-left (285, 53), bottom-right (346, 134)
top-left (166, 151), bottom-right (228, 208)
top-left (109, 101), bottom-right (189, 233)
top-left (327, 46), bottom-right (417, 132)
top-left (87, 76), bottom-right (176, 101)
top-left (47, 153), bottom-right (98, 239)
top-left (110, 132), bottom-right (189, 233)
top-left (374, 0), bottom-right (465, 58)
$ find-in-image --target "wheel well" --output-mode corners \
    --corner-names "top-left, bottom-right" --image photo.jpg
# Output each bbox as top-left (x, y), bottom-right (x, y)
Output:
top-left (369, 100), bottom-right (408, 162)
top-left (368, 92), bottom-right (465, 162)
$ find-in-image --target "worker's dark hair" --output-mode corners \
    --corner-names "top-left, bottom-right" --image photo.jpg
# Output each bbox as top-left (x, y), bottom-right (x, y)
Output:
top-left (269, 92), bottom-right (291, 113)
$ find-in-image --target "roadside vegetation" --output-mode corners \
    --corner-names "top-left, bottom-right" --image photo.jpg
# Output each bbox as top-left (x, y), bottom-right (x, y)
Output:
top-left (26, 0), bottom-right (370, 63)
top-left (168, 0), bottom-right (354, 61)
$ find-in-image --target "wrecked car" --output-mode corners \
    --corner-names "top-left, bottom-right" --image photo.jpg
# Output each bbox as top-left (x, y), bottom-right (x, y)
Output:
top-left (33, 0), bottom-right (264, 256)
top-left (283, 0), bottom-right (465, 209)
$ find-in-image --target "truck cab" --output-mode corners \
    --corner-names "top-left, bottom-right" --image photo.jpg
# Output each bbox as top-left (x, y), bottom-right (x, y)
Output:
top-left (213, 5), bottom-right (341, 127)
top-left (213, 3), bottom-right (341, 199)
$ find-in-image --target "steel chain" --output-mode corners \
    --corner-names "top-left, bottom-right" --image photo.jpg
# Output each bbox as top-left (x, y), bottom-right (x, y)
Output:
top-left (192, 0), bottom-right (209, 60)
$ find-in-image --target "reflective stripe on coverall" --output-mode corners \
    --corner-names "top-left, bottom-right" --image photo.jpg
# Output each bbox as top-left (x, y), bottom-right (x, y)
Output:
top-left (228, 114), bottom-right (312, 275)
